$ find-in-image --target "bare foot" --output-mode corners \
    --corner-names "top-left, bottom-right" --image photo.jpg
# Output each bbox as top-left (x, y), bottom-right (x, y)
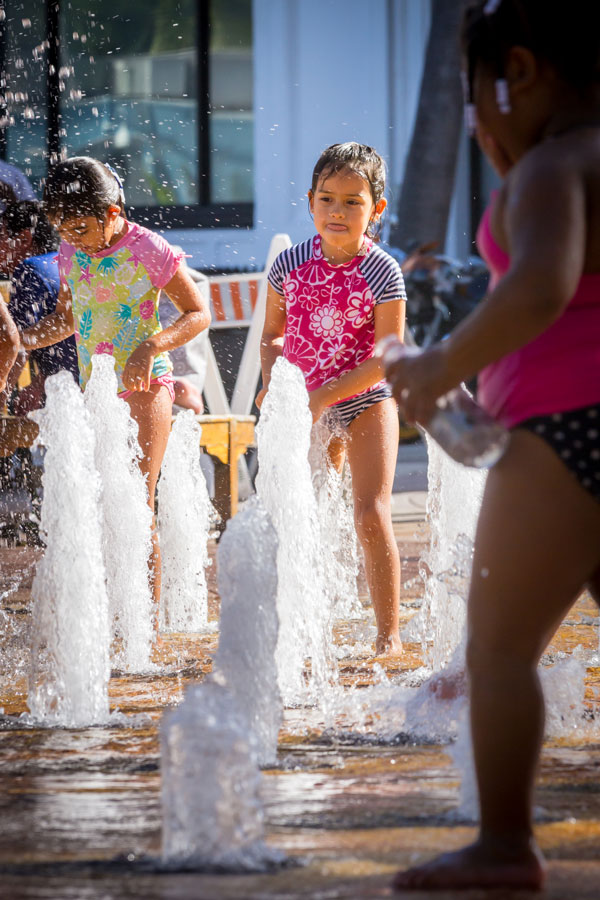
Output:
top-left (151, 632), bottom-right (170, 664)
top-left (426, 669), bottom-right (467, 701)
top-left (375, 633), bottom-right (403, 656)
top-left (391, 839), bottom-right (546, 892)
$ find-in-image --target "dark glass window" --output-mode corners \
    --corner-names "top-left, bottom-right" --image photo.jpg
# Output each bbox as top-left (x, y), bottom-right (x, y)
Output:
top-left (0, 0), bottom-right (253, 228)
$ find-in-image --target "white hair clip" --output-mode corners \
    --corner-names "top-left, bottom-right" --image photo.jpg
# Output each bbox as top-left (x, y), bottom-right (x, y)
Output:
top-left (495, 78), bottom-right (511, 113)
top-left (484, 0), bottom-right (503, 14)
top-left (104, 162), bottom-right (126, 204)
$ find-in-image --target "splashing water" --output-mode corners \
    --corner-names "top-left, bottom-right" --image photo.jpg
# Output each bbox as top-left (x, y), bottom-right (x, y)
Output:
top-left (157, 410), bottom-right (212, 633)
top-left (255, 357), bottom-right (336, 706)
top-left (450, 653), bottom-right (598, 824)
top-left (27, 372), bottom-right (111, 727)
top-left (309, 423), bottom-right (363, 623)
top-left (161, 681), bottom-right (283, 871)
top-left (212, 496), bottom-right (282, 766)
top-left (314, 434), bottom-right (487, 740)
top-left (404, 435), bottom-right (486, 674)
top-left (84, 355), bottom-right (154, 671)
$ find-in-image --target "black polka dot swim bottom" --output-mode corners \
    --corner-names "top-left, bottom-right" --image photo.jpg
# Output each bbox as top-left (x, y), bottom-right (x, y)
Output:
top-left (516, 402), bottom-right (600, 502)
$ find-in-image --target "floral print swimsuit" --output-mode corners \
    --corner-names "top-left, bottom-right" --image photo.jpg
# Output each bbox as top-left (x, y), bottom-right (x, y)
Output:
top-left (268, 234), bottom-right (405, 423)
top-left (58, 221), bottom-right (184, 393)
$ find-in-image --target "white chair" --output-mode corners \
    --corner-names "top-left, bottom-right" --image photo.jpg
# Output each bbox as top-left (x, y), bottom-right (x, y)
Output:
top-left (187, 233), bottom-right (292, 416)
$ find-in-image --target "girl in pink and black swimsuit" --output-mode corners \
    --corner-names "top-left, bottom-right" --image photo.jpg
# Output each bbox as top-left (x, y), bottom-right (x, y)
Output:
top-left (387, 0), bottom-right (600, 894)
top-left (260, 143), bottom-right (406, 656)
top-left (477, 196), bottom-right (600, 498)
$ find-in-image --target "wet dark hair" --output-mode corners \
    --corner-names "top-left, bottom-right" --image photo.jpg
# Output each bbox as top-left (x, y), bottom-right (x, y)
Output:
top-left (1, 200), bottom-right (60, 254)
top-left (462, 0), bottom-right (600, 107)
top-left (311, 142), bottom-right (386, 239)
top-left (43, 156), bottom-right (125, 224)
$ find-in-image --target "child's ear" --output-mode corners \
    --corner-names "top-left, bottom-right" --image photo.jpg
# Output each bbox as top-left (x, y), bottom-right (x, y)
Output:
top-left (307, 190), bottom-right (314, 213)
top-left (375, 197), bottom-right (387, 217)
top-left (505, 45), bottom-right (538, 97)
top-left (107, 204), bottom-right (121, 220)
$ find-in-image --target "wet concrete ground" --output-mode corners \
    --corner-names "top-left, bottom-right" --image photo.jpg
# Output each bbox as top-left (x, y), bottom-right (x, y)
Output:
top-left (0, 523), bottom-right (599, 900)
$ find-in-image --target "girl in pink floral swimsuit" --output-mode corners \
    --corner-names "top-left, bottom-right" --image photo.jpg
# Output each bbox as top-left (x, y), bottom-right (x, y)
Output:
top-left (259, 143), bottom-right (407, 656)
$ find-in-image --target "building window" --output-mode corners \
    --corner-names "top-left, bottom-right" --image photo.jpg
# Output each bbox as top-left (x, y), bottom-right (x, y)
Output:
top-left (0, 0), bottom-right (253, 228)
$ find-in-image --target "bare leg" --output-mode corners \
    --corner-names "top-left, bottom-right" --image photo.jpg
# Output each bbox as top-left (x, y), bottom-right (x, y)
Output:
top-left (125, 385), bottom-right (173, 637)
top-left (325, 433), bottom-right (346, 473)
top-left (393, 430), bottom-right (600, 891)
top-left (173, 376), bottom-right (204, 414)
top-left (346, 398), bottom-right (401, 655)
top-left (586, 565), bottom-right (600, 608)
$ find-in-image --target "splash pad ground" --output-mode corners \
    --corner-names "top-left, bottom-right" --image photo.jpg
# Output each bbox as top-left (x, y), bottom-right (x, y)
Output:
top-left (0, 521), bottom-right (599, 900)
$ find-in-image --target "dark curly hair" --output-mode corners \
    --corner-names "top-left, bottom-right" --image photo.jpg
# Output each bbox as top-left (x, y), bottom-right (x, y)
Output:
top-left (43, 156), bottom-right (125, 224)
top-left (462, 0), bottom-right (600, 107)
top-left (311, 142), bottom-right (386, 240)
top-left (1, 200), bottom-right (60, 254)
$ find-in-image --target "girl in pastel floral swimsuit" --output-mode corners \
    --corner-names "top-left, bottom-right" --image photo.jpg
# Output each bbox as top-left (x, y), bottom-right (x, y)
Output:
top-left (259, 143), bottom-right (407, 656)
top-left (20, 157), bottom-right (211, 642)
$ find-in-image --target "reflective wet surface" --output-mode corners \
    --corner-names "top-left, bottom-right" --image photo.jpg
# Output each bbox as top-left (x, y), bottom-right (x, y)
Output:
top-left (1, 524), bottom-right (600, 899)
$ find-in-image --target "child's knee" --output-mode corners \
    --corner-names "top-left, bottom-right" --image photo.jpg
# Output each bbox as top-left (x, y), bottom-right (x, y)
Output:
top-left (466, 636), bottom-right (537, 687)
top-left (354, 498), bottom-right (389, 540)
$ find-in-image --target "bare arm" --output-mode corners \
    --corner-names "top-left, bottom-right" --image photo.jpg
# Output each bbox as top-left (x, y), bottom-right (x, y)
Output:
top-left (257, 283), bottom-right (287, 405)
top-left (389, 153), bottom-right (586, 424)
top-left (143, 265), bottom-right (211, 353)
top-left (122, 264), bottom-right (211, 392)
top-left (0, 302), bottom-right (20, 393)
top-left (20, 281), bottom-right (75, 350)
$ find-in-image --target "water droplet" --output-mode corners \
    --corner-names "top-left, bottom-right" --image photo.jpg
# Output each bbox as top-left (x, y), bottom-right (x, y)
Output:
top-left (480, 567), bottom-right (489, 578)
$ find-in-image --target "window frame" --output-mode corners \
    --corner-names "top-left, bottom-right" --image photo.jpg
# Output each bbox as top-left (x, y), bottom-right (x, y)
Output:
top-left (0, 0), bottom-right (253, 230)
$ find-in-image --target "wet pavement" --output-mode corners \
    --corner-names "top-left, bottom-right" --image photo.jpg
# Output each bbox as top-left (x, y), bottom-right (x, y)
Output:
top-left (1, 523), bottom-right (599, 900)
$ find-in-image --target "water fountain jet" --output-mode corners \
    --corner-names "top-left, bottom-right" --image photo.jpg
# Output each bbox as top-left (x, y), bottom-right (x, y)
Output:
top-left (157, 410), bottom-right (212, 634)
top-left (84, 355), bottom-right (154, 671)
top-left (27, 371), bottom-right (111, 727)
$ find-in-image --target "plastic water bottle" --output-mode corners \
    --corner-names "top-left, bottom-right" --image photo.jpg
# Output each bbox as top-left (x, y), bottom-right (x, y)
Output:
top-left (376, 336), bottom-right (509, 468)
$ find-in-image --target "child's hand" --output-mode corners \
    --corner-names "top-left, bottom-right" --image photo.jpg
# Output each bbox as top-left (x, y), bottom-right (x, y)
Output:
top-left (308, 387), bottom-right (327, 424)
top-left (123, 343), bottom-right (155, 392)
top-left (255, 387), bottom-right (268, 409)
top-left (385, 344), bottom-right (453, 426)
top-left (476, 125), bottom-right (513, 178)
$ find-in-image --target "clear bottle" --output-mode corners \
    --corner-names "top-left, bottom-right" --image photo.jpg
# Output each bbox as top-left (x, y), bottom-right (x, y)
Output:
top-left (376, 335), bottom-right (509, 469)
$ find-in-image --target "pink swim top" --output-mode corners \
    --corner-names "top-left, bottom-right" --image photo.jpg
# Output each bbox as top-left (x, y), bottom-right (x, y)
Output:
top-left (58, 220), bottom-right (183, 392)
top-left (476, 201), bottom-right (600, 427)
top-left (268, 235), bottom-right (405, 401)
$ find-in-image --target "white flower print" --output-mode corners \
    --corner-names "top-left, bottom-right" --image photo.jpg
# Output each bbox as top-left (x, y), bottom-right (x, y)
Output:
top-left (309, 304), bottom-right (344, 338)
top-left (301, 258), bottom-right (336, 288)
top-left (114, 262), bottom-right (135, 285)
top-left (283, 332), bottom-right (318, 375)
top-left (286, 275), bottom-right (321, 313)
top-left (346, 291), bottom-right (374, 328)
top-left (317, 334), bottom-right (358, 371)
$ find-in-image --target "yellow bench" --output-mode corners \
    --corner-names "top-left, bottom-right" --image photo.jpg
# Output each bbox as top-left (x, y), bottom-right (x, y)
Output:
top-left (0, 413), bottom-right (256, 525)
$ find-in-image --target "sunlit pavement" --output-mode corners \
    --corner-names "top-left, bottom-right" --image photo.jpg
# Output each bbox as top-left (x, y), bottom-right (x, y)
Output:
top-left (0, 518), bottom-right (599, 899)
